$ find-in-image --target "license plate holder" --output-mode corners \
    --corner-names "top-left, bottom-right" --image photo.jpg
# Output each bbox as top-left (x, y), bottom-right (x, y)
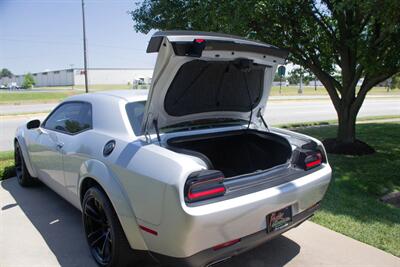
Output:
top-left (266, 206), bottom-right (292, 233)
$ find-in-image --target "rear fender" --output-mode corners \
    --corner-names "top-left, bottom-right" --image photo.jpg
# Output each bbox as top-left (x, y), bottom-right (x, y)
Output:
top-left (78, 159), bottom-right (148, 250)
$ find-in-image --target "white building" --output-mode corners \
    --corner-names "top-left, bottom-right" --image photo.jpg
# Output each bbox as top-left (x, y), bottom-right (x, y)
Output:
top-left (0, 68), bottom-right (153, 87)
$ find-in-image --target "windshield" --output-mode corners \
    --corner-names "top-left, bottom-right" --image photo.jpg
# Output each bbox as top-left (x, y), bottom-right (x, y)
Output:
top-left (126, 101), bottom-right (146, 135)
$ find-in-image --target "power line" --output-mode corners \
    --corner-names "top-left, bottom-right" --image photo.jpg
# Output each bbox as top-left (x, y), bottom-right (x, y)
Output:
top-left (8, 0), bottom-right (133, 3)
top-left (0, 38), bottom-right (145, 51)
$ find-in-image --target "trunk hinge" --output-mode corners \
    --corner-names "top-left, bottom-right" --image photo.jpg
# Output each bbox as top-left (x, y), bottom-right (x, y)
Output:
top-left (257, 108), bottom-right (269, 131)
top-left (153, 119), bottom-right (162, 146)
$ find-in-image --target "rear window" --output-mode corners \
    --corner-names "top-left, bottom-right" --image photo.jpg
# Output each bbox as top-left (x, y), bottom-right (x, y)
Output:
top-left (126, 101), bottom-right (146, 135)
top-left (164, 59), bottom-right (266, 116)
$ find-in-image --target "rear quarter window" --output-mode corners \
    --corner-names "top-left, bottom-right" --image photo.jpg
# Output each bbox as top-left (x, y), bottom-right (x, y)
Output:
top-left (125, 101), bottom-right (146, 136)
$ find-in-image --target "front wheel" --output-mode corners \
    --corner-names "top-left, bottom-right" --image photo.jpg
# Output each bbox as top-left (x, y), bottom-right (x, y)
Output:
top-left (82, 187), bottom-right (137, 267)
top-left (14, 142), bottom-right (36, 187)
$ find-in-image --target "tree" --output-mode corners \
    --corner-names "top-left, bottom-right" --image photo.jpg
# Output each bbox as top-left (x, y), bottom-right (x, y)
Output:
top-left (288, 67), bottom-right (311, 85)
top-left (390, 73), bottom-right (400, 89)
top-left (287, 69), bottom-right (300, 85)
top-left (22, 73), bottom-right (35, 89)
top-left (131, 0), bottom-right (400, 154)
top-left (0, 68), bottom-right (13, 78)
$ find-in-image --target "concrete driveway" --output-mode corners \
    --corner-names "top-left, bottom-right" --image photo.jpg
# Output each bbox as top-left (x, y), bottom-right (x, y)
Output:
top-left (1, 177), bottom-right (399, 267)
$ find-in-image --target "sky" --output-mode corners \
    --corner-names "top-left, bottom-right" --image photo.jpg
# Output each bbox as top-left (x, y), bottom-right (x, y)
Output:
top-left (0, 0), bottom-right (157, 75)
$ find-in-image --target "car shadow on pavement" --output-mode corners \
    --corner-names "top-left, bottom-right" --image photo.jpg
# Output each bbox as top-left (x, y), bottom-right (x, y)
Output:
top-left (219, 236), bottom-right (300, 267)
top-left (1, 178), bottom-right (300, 267)
top-left (1, 178), bottom-right (98, 267)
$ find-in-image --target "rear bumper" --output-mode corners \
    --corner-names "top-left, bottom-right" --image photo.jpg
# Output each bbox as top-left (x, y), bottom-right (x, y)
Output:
top-left (137, 164), bottom-right (331, 262)
top-left (152, 203), bottom-right (320, 267)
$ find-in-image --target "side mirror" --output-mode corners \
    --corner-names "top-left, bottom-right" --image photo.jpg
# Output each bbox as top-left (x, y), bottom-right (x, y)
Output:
top-left (27, 119), bottom-right (41, 129)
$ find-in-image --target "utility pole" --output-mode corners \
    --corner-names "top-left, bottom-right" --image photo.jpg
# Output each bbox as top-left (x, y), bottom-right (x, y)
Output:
top-left (81, 0), bottom-right (89, 93)
top-left (69, 64), bottom-right (74, 90)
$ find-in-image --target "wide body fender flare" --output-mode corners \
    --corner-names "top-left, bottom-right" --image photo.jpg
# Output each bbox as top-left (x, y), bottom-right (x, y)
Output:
top-left (78, 159), bottom-right (148, 251)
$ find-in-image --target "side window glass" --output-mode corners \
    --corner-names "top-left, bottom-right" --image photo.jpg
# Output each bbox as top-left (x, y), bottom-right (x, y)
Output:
top-left (125, 101), bottom-right (146, 135)
top-left (44, 102), bottom-right (92, 134)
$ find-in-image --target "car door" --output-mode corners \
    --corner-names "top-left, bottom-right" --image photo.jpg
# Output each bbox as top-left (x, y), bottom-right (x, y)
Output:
top-left (30, 101), bottom-right (91, 199)
top-left (57, 102), bottom-right (93, 207)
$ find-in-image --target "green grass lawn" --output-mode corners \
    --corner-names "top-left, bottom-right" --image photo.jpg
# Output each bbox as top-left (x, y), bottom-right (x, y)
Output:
top-left (296, 123), bottom-right (400, 257)
top-left (269, 86), bottom-right (400, 96)
top-left (274, 114), bottom-right (400, 128)
top-left (0, 91), bottom-right (79, 104)
top-left (0, 151), bottom-right (14, 180)
top-left (1, 85), bottom-right (398, 105)
top-left (37, 84), bottom-right (134, 91)
top-left (0, 85), bottom-right (150, 104)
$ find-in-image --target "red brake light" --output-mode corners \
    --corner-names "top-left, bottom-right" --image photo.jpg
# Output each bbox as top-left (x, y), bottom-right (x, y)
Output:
top-left (185, 171), bottom-right (226, 203)
top-left (194, 38), bottom-right (205, 43)
top-left (188, 186), bottom-right (225, 200)
top-left (305, 152), bottom-right (322, 170)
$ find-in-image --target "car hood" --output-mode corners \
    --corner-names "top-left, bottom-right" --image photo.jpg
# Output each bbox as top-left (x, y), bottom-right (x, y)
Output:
top-left (140, 31), bottom-right (288, 135)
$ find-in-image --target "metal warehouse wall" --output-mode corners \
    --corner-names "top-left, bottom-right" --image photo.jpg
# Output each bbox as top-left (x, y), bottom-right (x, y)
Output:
top-left (73, 69), bottom-right (153, 85)
top-left (1, 68), bottom-right (153, 87)
top-left (33, 70), bottom-right (74, 86)
top-left (0, 70), bottom-right (74, 87)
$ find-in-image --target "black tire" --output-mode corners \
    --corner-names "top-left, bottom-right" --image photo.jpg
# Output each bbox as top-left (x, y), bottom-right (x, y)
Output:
top-left (82, 186), bottom-right (137, 267)
top-left (14, 141), bottom-right (36, 187)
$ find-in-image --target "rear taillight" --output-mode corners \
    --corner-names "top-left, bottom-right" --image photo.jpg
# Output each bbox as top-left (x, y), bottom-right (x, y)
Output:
top-left (294, 149), bottom-right (323, 170)
top-left (194, 38), bottom-right (205, 44)
top-left (305, 152), bottom-right (322, 169)
top-left (185, 170), bottom-right (226, 203)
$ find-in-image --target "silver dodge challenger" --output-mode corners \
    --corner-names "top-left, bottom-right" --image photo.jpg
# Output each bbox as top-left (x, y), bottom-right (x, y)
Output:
top-left (14, 31), bottom-right (332, 267)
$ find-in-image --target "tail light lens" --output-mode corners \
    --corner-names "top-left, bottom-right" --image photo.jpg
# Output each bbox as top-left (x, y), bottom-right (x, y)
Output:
top-left (305, 152), bottom-right (322, 170)
top-left (194, 38), bottom-right (206, 44)
top-left (185, 170), bottom-right (226, 203)
top-left (294, 149), bottom-right (323, 170)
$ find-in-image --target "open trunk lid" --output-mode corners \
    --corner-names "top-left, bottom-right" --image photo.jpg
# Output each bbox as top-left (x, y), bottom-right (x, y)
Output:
top-left (141, 31), bottom-right (288, 135)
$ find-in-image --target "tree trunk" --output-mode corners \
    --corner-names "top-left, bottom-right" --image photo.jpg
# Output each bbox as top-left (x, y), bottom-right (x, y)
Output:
top-left (336, 103), bottom-right (358, 143)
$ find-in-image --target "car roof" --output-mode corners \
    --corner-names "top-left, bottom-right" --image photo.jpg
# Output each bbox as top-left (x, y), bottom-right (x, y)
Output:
top-left (67, 89), bottom-right (148, 103)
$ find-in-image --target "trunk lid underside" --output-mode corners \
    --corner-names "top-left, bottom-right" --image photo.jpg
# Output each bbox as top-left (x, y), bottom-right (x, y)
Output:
top-left (141, 31), bottom-right (288, 135)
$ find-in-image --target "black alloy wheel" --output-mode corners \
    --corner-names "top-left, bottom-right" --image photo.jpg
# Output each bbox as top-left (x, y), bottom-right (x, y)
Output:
top-left (84, 192), bottom-right (113, 265)
top-left (14, 143), bottom-right (23, 182)
top-left (14, 142), bottom-right (35, 186)
top-left (82, 187), bottom-right (137, 267)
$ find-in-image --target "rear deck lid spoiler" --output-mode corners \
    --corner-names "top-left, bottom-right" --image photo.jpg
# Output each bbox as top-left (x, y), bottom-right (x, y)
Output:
top-left (146, 31), bottom-right (289, 59)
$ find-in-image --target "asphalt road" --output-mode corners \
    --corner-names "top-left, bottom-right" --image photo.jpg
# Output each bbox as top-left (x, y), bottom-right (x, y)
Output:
top-left (1, 177), bottom-right (399, 267)
top-left (0, 103), bottom-right (55, 115)
top-left (1, 97), bottom-right (399, 151)
top-left (1, 115), bottom-right (46, 151)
